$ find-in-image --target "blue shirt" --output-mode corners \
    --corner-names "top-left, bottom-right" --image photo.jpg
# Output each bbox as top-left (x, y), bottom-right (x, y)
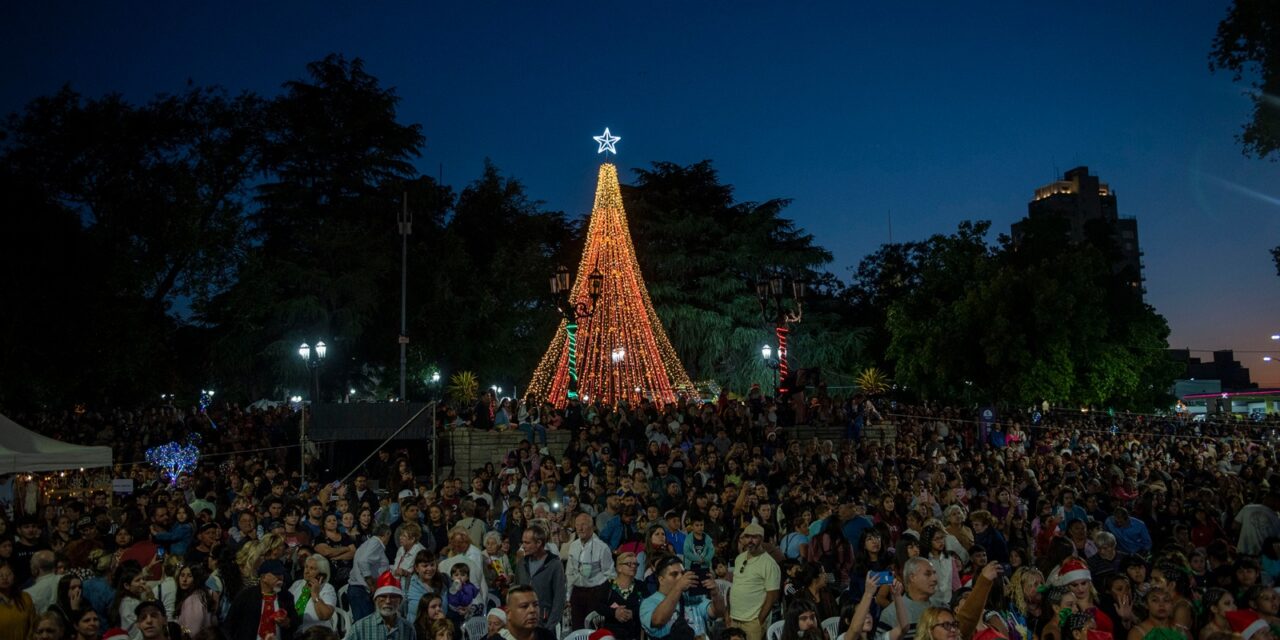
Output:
top-left (842, 516), bottom-right (874, 547)
top-left (640, 591), bottom-right (713, 639)
top-left (346, 612), bottom-right (417, 640)
top-left (1104, 516), bottom-right (1152, 555)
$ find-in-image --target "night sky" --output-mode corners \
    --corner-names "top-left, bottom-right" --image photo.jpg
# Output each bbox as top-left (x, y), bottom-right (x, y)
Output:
top-left (4, 2), bottom-right (1278, 386)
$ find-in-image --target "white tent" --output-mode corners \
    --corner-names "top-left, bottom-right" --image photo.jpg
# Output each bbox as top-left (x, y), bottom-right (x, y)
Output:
top-left (0, 413), bottom-right (113, 474)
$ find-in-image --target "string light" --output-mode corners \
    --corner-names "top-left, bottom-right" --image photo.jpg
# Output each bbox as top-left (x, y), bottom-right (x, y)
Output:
top-left (593, 127), bottom-right (621, 155)
top-left (528, 162), bottom-right (694, 406)
top-left (145, 435), bottom-right (201, 485)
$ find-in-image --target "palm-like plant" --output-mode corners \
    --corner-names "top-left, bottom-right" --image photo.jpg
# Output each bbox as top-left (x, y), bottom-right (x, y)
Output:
top-left (447, 371), bottom-right (479, 405)
top-left (856, 367), bottom-right (892, 396)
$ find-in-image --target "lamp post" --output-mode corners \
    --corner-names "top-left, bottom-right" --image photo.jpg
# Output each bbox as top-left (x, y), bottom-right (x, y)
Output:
top-left (297, 340), bottom-right (327, 482)
top-left (756, 275), bottom-right (805, 396)
top-left (550, 264), bottom-right (604, 401)
top-left (761, 344), bottom-right (780, 395)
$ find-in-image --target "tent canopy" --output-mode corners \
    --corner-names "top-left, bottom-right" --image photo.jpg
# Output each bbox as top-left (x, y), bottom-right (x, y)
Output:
top-left (0, 413), bottom-right (113, 474)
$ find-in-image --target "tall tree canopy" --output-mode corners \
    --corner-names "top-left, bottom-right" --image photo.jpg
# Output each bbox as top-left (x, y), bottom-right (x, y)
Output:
top-left (206, 54), bottom-right (427, 400)
top-left (0, 86), bottom-right (259, 406)
top-left (884, 220), bottom-right (1178, 409)
top-left (624, 161), bottom-right (864, 393)
top-left (1210, 0), bottom-right (1280, 161)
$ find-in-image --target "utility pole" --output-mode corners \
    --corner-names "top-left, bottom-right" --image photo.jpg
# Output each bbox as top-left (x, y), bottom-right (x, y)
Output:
top-left (398, 192), bottom-right (411, 402)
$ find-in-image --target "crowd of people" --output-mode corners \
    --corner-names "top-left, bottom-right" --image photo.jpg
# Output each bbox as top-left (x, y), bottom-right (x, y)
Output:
top-left (2, 391), bottom-right (1279, 640)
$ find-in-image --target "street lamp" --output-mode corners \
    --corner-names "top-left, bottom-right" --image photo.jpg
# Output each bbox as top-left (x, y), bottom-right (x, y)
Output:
top-left (756, 273), bottom-right (805, 396)
top-left (760, 345), bottom-right (780, 395)
top-left (297, 340), bottom-right (327, 482)
top-left (298, 341), bottom-right (327, 401)
top-left (550, 264), bottom-right (604, 401)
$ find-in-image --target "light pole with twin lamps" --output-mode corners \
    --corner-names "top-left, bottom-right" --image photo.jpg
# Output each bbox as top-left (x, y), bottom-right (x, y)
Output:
top-left (298, 341), bottom-right (327, 482)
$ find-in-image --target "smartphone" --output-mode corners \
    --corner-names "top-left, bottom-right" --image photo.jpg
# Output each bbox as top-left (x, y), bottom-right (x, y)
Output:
top-left (872, 570), bottom-right (894, 586)
top-left (156, 548), bottom-right (165, 559)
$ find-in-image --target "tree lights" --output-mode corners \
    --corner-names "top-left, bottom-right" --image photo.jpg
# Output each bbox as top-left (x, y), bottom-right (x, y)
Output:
top-left (528, 161), bottom-right (693, 406)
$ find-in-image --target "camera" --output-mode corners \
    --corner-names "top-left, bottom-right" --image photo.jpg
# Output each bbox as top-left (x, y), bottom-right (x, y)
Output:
top-left (687, 566), bottom-right (710, 596)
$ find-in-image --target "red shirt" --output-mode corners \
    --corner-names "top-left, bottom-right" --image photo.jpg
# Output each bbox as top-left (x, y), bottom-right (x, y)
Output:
top-left (121, 540), bottom-right (162, 581)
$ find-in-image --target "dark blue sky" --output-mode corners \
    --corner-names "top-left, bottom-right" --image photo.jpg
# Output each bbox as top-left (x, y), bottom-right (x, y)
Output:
top-left (5, 1), bottom-right (1278, 385)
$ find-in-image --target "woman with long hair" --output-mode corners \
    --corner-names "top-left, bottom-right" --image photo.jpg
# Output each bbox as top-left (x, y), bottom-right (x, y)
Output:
top-left (413, 594), bottom-right (446, 640)
top-left (176, 562), bottom-right (216, 636)
top-left (848, 528), bottom-right (892, 605)
top-left (406, 550), bottom-right (449, 626)
top-left (780, 598), bottom-right (825, 640)
top-left (795, 562), bottom-right (840, 621)
top-left (636, 523), bottom-right (671, 582)
top-left (46, 573), bottom-right (83, 631)
top-left (1198, 588), bottom-right (1236, 640)
top-left (0, 561), bottom-right (37, 640)
top-left (922, 525), bottom-right (962, 608)
top-left (1094, 573), bottom-right (1138, 638)
top-left (1149, 561), bottom-right (1194, 633)
top-left (1037, 586), bottom-right (1077, 640)
top-left (1004, 566), bottom-right (1045, 640)
top-left (210, 544), bottom-right (243, 622)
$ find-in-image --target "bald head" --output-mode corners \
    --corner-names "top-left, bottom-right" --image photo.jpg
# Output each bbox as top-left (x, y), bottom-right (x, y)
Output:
top-left (31, 550), bottom-right (56, 577)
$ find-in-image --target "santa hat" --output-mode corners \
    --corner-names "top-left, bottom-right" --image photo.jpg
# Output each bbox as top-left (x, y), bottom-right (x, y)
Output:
top-left (374, 570), bottom-right (404, 598)
top-left (590, 630), bottom-right (616, 640)
top-left (102, 629), bottom-right (130, 640)
top-left (1227, 610), bottom-right (1270, 640)
top-left (1055, 558), bottom-right (1091, 586)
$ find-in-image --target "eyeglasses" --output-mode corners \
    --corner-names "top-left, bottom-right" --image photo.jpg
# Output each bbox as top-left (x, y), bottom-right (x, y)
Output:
top-left (932, 622), bottom-right (960, 632)
top-left (618, 562), bottom-right (638, 567)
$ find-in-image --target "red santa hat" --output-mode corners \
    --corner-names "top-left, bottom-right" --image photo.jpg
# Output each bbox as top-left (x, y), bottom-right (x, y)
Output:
top-left (1227, 610), bottom-right (1270, 640)
top-left (590, 630), bottom-right (617, 640)
top-left (102, 629), bottom-right (130, 640)
top-left (1055, 558), bottom-right (1091, 586)
top-left (374, 570), bottom-right (404, 598)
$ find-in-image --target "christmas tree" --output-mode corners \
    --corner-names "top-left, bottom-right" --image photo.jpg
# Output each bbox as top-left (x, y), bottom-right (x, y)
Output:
top-left (527, 137), bottom-right (692, 406)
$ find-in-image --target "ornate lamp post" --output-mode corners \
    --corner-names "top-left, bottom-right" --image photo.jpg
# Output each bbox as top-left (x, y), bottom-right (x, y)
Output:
top-left (756, 275), bottom-right (805, 396)
top-left (551, 264), bottom-right (603, 401)
top-left (297, 340), bottom-right (326, 481)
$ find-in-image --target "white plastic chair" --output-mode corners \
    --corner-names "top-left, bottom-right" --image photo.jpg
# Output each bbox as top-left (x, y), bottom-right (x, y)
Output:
top-left (337, 584), bottom-right (349, 609)
top-left (564, 630), bottom-right (593, 640)
top-left (716, 579), bottom-right (732, 597)
top-left (486, 591), bottom-right (503, 612)
top-left (333, 608), bottom-right (351, 635)
top-left (821, 616), bottom-right (840, 640)
top-left (767, 620), bottom-right (786, 640)
top-left (462, 615), bottom-right (490, 640)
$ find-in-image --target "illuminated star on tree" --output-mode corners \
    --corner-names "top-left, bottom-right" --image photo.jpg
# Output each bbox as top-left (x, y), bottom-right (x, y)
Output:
top-left (593, 127), bottom-right (621, 155)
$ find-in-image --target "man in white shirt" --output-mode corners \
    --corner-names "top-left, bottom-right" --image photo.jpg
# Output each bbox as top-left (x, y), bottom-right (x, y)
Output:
top-left (565, 513), bottom-right (616, 628)
top-left (349, 524), bottom-right (392, 622)
top-left (23, 550), bottom-right (59, 612)
top-left (1236, 487), bottom-right (1280, 556)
